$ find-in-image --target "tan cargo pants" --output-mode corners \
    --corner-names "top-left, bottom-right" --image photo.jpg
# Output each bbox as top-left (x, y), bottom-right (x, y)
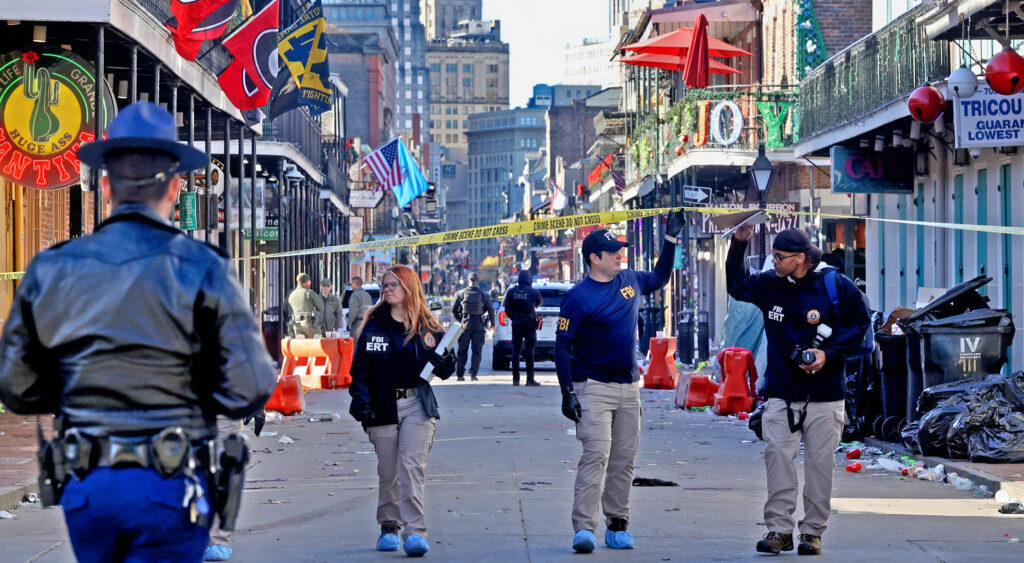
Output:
top-left (366, 396), bottom-right (437, 539)
top-left (571, 379), bottom-right (641, 533)
top-left (762, 398), bottom-right (845, 537)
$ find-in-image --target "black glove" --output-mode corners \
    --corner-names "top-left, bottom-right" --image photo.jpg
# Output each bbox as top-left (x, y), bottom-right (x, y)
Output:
top-left (243, 411), bottom-right (266, 436)
top-left (354, 408), bottom-right (375, 424)
top-left (665, 209), bottom-right (685, 239)
top-left (428, 350), bottom-right (456, 380)
top-left (561, 390), bottom-right (582, 423)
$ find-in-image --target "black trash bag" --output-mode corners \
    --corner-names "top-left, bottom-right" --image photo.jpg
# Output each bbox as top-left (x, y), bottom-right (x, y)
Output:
top-left (968, 407), bottom-right (1024, 463)
top-left (948, 391), bottom-right (1004, 459)
top-left (916, 395), bottom-right (969, 457)
top-left (916, 375), bottom-right (988, 415)
top-left (748, 401), bottom-right (767, 441)
top-left (900, 420), bottom-right (922, 454)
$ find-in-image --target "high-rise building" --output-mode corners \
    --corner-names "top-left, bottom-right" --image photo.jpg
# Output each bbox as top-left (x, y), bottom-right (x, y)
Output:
top-left (464, 108), bottom-right (547, 260)
top-left (562, 39), bottom-right (621, 89)
top-left (421, 0), bottom-right (482, 40)
top-left (425, 20), bottom-right (509, 161)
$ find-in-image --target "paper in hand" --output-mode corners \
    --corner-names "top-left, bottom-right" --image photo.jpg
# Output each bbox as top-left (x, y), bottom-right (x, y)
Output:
top-left (712, 210), bottom-right (770, 239)
top-left (419, 324), bottom-right (463, 382)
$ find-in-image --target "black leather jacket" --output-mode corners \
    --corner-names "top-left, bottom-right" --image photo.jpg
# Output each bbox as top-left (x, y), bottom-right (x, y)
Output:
top-left (0, 204), bottom-right (277, 440)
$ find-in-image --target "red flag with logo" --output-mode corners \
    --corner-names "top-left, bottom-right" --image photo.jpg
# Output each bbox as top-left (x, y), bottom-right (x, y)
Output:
top-left (166, 0), bottom-right (238, 61)
top-left (169, 0), bottom-right (232, 60)
top-left (218, 0), bottom-right (280, 110)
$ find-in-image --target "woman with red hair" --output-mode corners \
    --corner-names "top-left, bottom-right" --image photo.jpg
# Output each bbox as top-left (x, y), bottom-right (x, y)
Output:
top-left (349, 265), bottom-right (456, 556)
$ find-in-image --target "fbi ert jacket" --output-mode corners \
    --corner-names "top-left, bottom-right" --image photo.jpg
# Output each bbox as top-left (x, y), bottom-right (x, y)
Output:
top-left (0, 204), bottom-right (277, 439)
top-left (725, 239), bottom-right (871, 403)
top-left (349, 304), bottom-right (448, 426)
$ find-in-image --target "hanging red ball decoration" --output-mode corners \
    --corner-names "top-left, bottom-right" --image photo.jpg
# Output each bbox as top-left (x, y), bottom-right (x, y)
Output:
top-left (985, 46), bottom-right (1024, 95)
top-left (907, 84), bottom-right (945, 123)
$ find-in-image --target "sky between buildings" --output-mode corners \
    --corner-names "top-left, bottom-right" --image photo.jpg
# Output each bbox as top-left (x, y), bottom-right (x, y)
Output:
top-left (483, 0), bottom-right (612, 108)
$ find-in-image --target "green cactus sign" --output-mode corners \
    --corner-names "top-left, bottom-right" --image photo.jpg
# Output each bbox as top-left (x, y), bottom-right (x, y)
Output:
top-left (0, 46), bottom-right (115, 189)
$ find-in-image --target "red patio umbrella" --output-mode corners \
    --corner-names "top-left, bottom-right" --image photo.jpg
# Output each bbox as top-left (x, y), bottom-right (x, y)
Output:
top-left (623, 26), bottom-right (753, 59)
top-left (619, 52), bottom-right (741, 75)
top-left (683, 14), bottom-right (710, 88)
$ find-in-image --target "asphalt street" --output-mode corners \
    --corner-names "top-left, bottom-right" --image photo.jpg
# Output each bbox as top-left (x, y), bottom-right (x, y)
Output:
top-left (3, 345), bottom-right (1024, 562)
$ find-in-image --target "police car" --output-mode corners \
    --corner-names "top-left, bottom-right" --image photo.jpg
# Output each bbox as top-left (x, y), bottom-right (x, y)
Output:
top-left (491, 280), bottom-right (574, 370)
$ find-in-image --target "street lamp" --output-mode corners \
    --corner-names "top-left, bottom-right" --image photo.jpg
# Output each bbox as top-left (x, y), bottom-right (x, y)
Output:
top-left (748, 143), bottom-right (774, 267)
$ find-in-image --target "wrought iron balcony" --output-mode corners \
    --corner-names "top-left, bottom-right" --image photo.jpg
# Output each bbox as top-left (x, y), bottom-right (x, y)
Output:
top-left (798, 4), bottom-right (950, 142)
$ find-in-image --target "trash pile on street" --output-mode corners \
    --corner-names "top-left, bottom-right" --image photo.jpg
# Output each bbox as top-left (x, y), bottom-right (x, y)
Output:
top-left (835, 442), bottom-right (991, 496)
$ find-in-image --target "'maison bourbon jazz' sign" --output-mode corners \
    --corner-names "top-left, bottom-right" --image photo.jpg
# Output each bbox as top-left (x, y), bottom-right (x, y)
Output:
top-left (0, 46), bottom-right (115, 189)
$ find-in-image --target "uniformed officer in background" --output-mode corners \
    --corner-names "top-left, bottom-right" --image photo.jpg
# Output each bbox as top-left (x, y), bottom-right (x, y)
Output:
top-left (502, 270), bottom-right (543, 386)
top-left (288, 273), bottom-right (323, 338)
top-left (451, 272), bottom-right (495, 381)
top-left (319, 278), bottom-right (343, 335)
top-left (347, 276), bottom-right (373, 335)
top-left (0, 101), bottom-right (277, 563)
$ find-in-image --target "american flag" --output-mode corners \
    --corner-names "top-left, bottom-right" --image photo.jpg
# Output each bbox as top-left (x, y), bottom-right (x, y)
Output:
top-left (365, 138), bottom-right (401, 192)
top-left (609, 167), bottom-right (625, 195)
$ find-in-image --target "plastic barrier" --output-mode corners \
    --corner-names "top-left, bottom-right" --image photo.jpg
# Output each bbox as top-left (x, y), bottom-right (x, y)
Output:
top-left (265, 374), bottom-right (305, 415)
top-left (279, 337), bottom-right (354, 390)
top-left (644, 337), bottom-right (679, 389)
top-left (713, 347), bottom-right (759, 416)
top-left (679, 373), bottom-right (720, 408)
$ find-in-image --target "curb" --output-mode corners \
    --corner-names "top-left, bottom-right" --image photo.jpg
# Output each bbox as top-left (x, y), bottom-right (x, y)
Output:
top-left (0, 479), bottom-right (38, 512)
top-left (864, 437), bottom-right (1024, 500)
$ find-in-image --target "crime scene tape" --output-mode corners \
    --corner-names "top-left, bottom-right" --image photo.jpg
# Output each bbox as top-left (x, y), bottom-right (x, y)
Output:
top-left (3, 205), bottom-right (1024, 280)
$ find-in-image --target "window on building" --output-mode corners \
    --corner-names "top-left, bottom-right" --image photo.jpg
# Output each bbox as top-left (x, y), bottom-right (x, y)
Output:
top-left (488, 64), bottom-right (498, 73)
top-left (463, 63), bottom-right (473, 73)
top-left (462, 120), bottom-right (467, 128)
top-left (445, 107), bottom-right (451, 114)
top-left (405, 90), bottom-right (412, 99)
top-left (453, 107), bottom-right (458, 115)
top-left (463, 77), bottom-right (472, 87)
top-left (430, 63), bottom-right (440, 72)
top-left (405, 119), bottom-right (412, 129)
top-left (418, 91), bottom-right (423, 99)
top-left (446, 63), bottom-right (457, 72)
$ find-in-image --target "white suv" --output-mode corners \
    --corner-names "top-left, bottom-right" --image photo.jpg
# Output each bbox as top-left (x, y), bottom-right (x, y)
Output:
top-left (492, 280), bottom-right (574, 370)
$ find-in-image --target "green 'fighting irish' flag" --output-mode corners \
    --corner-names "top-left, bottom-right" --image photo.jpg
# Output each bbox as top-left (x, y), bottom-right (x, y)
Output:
top-left (275, 0), bottom-right (331, 116)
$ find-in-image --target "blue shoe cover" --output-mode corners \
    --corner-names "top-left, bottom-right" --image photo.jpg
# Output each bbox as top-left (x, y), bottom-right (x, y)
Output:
top-left (403, 535), bottom-right (429, 556)
top-left (605, 529), bottom-right (635, 549)
top-left (572, 530), bottom-right (596, 553)
top-left (377, 532), bottom-right (400, 551)
top-left (203, 545), bottom-right (233, 561)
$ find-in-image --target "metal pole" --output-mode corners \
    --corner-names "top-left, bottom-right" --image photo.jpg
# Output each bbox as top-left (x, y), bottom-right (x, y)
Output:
top-left (153, 65), bottom-right (160, 106)
top-left (205, 107), bottom-right (212, 243)
top-left (223, 118), bottom-right (232, 256)
top-left (759, 189), bottom-right (767, 269)
top-left (278, 163), bottom-right (284, 344)
top-left (129, 46), bottom-right (137, 103)
top-left (238, 124), bottom-right (245, 281)
top-left (93, 25), bottom-right (104, 229)
top-left (250, 132), bottom-right (258, 312)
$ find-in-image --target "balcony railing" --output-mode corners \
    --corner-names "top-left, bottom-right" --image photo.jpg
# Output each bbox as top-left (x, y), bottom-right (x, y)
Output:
top-left (799, 4), bottom-right (950, 141)
top-left (260, 109), bottom-right (323, 173)
top-left (627, 85), bottom-right (799, 179)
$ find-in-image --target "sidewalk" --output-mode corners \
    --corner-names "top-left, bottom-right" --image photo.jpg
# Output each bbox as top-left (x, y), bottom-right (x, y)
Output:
top-left (866, 436), bottom-right (1024, 500)
top-left (0, 411), bottom-right (39, 512)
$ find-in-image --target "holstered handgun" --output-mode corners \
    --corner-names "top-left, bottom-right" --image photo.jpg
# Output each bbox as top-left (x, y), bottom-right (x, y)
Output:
top-left (36, 418), bottom-right (66, 507)
top-left (215, 433), bottom-right (249, 531)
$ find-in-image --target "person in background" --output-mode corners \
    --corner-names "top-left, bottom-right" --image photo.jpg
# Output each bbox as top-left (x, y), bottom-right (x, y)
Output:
top-left (319, 278), bottom-right (343, 336)
top-left (348, 276), bottom-right (373, 335)
top-left (502, 270), bottom-right (543, 386)
top-left (348, 265), bottom-right (456, 556)
top-left (288, 273), bottom-right (323, 338)
top-left (451, 273), bottom-right (495, 381)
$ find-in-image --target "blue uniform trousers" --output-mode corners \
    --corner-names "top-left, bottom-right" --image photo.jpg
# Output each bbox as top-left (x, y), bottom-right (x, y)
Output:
top-left (62, 467), bottom-right (211, 563)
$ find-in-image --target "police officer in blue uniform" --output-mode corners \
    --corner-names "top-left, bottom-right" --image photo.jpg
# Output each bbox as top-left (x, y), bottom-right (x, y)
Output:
top-left (726, 226), bottom-right (870, 556)
top-left (0, 102), bottom-right (277, 563)
top-left (555, 211), bottom-right (683, 553)
top-left (502, 270), bottom-right (543, 386)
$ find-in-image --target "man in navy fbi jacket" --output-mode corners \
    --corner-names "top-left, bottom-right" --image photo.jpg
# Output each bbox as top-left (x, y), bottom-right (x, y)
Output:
top-left (726, 225), bottom-right (869, 556)
top-left (555, 210), bottom-right (683, 553)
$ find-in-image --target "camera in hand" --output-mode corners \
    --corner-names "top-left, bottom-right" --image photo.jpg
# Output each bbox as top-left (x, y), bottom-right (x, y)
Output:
top-left (790, 324), bottom-right (833, 368)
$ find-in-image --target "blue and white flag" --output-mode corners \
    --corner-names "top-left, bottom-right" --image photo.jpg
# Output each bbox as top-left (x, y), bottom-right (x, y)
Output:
top-left (364, 137), bottom-right (429, 208)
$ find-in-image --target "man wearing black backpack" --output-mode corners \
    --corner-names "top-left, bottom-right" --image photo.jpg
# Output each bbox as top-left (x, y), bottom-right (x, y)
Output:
top-left (452, 273), bottom-right (496, 381)
top-left (503, 270), bottom-right (544, 386)
top-left (726, 226), bottom-right (870, 557)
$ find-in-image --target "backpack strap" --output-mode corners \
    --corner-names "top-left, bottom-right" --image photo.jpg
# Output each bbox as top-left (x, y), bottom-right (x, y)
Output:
top-left (824, 269), bottom-right (841, 319)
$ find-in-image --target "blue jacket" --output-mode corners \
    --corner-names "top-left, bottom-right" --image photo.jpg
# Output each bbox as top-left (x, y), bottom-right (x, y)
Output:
top-left (725, 240), bottom-right (870, 402)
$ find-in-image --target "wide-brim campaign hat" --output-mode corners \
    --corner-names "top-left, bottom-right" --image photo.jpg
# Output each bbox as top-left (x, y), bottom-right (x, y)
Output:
top-left (77, 101), bottom-right (208, 172)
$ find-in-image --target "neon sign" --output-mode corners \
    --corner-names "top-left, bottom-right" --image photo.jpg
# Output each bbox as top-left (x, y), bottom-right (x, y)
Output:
top-left (0, 46), bottom-right (115, 189)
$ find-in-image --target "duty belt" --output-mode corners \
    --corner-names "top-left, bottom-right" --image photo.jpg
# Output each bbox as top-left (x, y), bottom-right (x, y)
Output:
top-left (396, 388), bottom-right (417, 399)
top-left (62, 427), bottom-right (214, 480)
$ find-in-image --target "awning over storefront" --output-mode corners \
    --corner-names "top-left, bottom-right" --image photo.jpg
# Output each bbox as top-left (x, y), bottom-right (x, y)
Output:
top-left (668, 149), bottom-right (830, 178)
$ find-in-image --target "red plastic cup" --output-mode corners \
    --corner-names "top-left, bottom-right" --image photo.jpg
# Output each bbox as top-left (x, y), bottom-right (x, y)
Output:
top-left (738, 412), bottom-right (750, 420)
top-left (846, 448), bottom-right (862, 460)
top-left (901, 468), bottom-right (910, 476)
top-left (845, 462), bottom-right (863, 473)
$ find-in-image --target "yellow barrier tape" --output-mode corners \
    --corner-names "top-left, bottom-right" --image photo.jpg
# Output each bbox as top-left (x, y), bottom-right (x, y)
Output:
top-left (3, 204), bottom-right (1024, 280)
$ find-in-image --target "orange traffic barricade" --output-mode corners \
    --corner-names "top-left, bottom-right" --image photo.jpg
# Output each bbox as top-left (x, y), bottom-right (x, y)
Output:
top-left (265, 373), bottom-right (305, 415)
top-left (279, 337), bottom-right (354, 390)
top-left (643, 337), bottom-right (678, 389)
top-left (712, 347), bottom-right (759, 416)
top-left (680, 373), bottom-right (719, 408)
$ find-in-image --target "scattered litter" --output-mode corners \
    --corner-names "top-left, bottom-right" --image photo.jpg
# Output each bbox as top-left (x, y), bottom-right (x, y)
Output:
top-left (877, 458), bottom-right (903, 472)
top-left (845, 462), bottom-right (862, 473)
top-left (996, 490), bottom-right (1016, 504)
top-left (325, 461), bottom-right (343, 466)
top-left (0, 511), bottom-right (15, 519)
top-left (520, 487), bottom-right (534, 491)
top-left (328, 493), bottom-right (335, 496)
top-left (480, 404), bottom-right (495, 407)
top-left (261, 431), bottom-right (278, 437)
top-left (278, 435), bottom-right (295, 444)
top-left (332, 413), bottom-right (342, 421)
top-left (1010, 538), bottom-right (1020, 543)
top-left (845, 448), bottom-right (862, 460)
top-left (566, 428), bottom-right (576, 436)
top-left (261, 500), bottom-right (290, 504)
top-left (632, 477), bottom-right (679, 487)
top-left (309, 418), bottom-right (320, 422)
top-left (21, 492), bottom-right (38, 504)
top-left (665, 507), bottom-right (681, 512)
top-left (998, 501), bottom-right (1024, 514)
top-left (265, 412), bottom-right (283, 422)
top-left (500, 430), bottom-right (517, 434)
